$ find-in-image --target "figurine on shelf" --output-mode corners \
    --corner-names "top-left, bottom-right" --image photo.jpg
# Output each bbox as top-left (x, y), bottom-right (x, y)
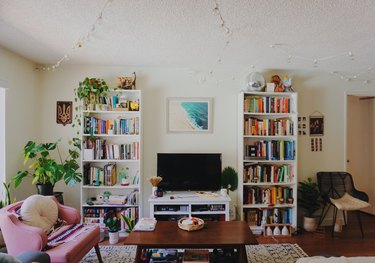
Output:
top-left (117, 72), bottom-right (136, 90)
top-left (283, 75), bottom-right (294, 92)
top-left (272, 75), bottom-right (284, 92)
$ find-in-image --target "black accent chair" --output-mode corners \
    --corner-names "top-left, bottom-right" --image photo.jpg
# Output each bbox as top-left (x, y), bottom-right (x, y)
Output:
top-left (317, 171), bottom-right (370, 238)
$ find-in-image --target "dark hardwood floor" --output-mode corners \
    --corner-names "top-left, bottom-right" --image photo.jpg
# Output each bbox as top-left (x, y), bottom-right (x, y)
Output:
top-left (257, 212), bottom-right (375, 257)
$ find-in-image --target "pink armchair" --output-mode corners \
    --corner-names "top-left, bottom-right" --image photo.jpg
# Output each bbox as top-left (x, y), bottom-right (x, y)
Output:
top-left (0, 196), bottom-right (102, 263)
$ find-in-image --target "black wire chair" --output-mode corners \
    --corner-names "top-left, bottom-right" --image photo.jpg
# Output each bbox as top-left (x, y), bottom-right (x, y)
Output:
top-left (317, 171), bottom-right (370, 238)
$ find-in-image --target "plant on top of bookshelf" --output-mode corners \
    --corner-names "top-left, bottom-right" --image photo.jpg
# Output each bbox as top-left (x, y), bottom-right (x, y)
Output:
top-left (221, 166), bottom-right (238, 194)
top-left (75, 77), bottom-right (109, 108)
top-left (12, 138), bottom-right (82, 195)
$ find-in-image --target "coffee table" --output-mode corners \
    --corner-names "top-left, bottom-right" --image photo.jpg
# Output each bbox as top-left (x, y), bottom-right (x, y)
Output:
top-left (123, 220), bottom-right (257, 262)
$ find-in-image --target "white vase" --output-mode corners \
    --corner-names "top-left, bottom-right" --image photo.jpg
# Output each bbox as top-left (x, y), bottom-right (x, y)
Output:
top-left (108, 231), bottom-right (119, 244)
top-left (273, 226), bottom-right (281, 236)
top-left (282, 225), bottom-right (289, 235)
top-left (152, 186), bottom-right (158, 197)
top-left (266, 226), bottom-right (273, 236)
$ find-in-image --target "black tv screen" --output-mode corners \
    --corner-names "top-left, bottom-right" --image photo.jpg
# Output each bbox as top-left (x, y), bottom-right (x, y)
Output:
top-left (157, 153), bottom-right (222, 192)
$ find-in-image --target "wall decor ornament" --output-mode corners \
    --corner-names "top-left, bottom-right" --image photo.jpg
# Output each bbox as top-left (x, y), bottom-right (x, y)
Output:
top-left (167, 97), bottom-right (213, 133)
top-left (56, 101), bottom-right (72, 126)
top-left (309, 111), bottom-right (324, 136)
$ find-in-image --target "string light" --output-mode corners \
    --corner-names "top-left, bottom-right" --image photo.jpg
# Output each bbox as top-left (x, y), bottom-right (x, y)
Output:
top-left (36, 0), bottom-right (113, 71)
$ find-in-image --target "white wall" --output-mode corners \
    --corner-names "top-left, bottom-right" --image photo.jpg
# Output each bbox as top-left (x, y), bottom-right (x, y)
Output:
top-left (2, 48), bottom-right (375, 220)
top-left (0, 46), bottom-right (40, 200)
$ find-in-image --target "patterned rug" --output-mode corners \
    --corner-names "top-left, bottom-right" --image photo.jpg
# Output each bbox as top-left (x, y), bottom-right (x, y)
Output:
top-left (80, 243), bottom-right (308, 263)
top-left (247, 243), bottom-right (308, 263)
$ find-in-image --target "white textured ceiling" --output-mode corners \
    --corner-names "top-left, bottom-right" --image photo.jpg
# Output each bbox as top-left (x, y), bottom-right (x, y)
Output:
top-left (0, 0), bottom-right (375, 74)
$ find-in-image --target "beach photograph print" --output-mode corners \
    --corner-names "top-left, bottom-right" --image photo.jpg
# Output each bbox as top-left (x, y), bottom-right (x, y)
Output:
top-left (167, 97), bottom-right (213, 133)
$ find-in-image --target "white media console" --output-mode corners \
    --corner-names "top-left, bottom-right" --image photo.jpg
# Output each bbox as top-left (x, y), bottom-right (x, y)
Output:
top-left (149, 192), bottom-right (231, 221)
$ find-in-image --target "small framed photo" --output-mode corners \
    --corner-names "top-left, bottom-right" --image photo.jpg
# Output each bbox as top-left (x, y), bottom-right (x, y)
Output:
top-left (167, 97), bottom-right (213, 133)
top-left (309, 116), bottom-right (324, 136)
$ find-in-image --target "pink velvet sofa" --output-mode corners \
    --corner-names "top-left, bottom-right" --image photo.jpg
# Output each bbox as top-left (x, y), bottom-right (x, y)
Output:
top-left (0, 196), bottom-right (102, 263)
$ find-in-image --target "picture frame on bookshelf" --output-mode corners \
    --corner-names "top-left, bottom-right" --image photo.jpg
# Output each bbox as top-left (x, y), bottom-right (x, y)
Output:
top-left (166, 97), bottom-right (213, 133)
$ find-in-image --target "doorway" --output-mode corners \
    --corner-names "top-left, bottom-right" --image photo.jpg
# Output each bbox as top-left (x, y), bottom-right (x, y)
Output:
top-left (345, 92), bottom-right (375, 214)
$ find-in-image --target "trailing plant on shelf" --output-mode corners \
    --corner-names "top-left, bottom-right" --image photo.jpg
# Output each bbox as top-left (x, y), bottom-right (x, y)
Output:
top-left (75, 77), bottom-right (109, 108)
top-left (12, 138), bottom-right (82, 195)
top-left (221, 166), bottom-right (238, 194)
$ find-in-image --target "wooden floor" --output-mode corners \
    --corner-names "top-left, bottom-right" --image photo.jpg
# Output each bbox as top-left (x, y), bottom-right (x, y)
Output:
top-left (101, 212), bottom-right (375, 257)
top-left (257, 212), bottom-right (375, 257)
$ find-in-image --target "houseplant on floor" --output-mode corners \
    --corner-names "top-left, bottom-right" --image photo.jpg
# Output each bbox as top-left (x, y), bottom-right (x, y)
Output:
top-left (104, 213), bottom-right (121, 244)
top-left (12, 138), bottom-right (82, 196)
top-left (298, 177), bottom-right (323, 232)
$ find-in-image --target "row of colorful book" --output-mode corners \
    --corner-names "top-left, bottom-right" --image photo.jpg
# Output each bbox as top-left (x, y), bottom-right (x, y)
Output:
top-left (243, 186), bottom-right (293, 205)
top-left (244, 140), bottom-right (295, 160)
top-left (244, 96), bottom-right (291, 113)
top-left (244, 207), bottom-right (293, 226)
top-left (243, 163), bottom-right (293, 183)
top-left (244, 117), bottom-right (294, 136)
top-left (84, 116), bottom-right (140, 135)
top-left (84, 139), bottom-right (140, 160)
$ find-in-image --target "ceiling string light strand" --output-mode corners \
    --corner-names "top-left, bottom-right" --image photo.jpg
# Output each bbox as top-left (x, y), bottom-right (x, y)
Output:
top-left (202, 0), bottom-right (233, 82)
top-left (269, 44), bottom-right (354, 67)
top-left (38, 0), bottom-right (114, 71)
top-left (329, 68), bottom-right (372, 84)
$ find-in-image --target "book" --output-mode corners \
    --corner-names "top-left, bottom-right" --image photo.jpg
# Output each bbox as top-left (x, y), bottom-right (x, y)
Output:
top-left (183, 249), bottom-right (209, 263)
top-left (133, 217), bottom-right (157, 231)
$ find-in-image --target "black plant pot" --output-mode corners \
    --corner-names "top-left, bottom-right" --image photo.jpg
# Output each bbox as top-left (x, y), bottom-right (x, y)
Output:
top-left (36, 183), bottom-right (54, 196)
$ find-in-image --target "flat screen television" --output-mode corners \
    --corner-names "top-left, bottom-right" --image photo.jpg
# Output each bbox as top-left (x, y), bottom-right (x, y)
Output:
top-left (157, 153), bottom-right (222, 192)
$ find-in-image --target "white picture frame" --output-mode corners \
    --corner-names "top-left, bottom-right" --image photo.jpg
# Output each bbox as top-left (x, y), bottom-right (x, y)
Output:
top-left (167, 97), bottom-right (213, 133)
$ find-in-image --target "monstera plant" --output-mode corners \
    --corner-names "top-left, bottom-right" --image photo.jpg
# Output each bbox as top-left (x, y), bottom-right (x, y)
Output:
top-left (13, 138), bottom-right (82, 195)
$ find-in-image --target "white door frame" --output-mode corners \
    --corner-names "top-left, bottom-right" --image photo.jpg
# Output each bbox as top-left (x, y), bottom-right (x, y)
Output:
top-left (344, 90), bottom-right (375, 170)
top-left (0, 80), bottom-right (7, 187)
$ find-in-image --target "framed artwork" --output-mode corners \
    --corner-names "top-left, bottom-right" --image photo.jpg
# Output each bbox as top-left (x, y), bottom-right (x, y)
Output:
top-left (309, 116), bottom-right (324, 136)
top-left (56, 101), bottom-right (72, 126)
top-left (167, 97), bottom-right (213, 133)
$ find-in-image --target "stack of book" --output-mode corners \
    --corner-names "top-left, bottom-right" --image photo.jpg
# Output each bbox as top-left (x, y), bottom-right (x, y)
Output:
top-left (133, 217), bottom-right (157, 231)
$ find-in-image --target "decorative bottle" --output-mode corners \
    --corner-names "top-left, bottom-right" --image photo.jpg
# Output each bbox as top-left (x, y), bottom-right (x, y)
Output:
top-left (273, 226), bottom-right (281, 236)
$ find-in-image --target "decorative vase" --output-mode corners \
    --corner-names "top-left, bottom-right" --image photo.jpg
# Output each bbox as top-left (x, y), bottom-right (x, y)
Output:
top-left (266, 226), bottom-right (273, 236)
top-left (152, 186), bottom-right (158, 197)
top-left (282, 225), bottom-right (289, 235)
top-left (273, 226), bottom-right (281, 236)
top-left (108, 231), bottom-right (119, 244)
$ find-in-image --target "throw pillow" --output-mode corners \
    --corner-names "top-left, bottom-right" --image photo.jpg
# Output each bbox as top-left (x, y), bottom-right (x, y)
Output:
top-left (20, 195), bottom-right (58, 233)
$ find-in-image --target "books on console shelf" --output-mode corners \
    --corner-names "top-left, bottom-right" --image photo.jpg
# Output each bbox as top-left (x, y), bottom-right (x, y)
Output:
top-left (133, 217), bottom-right (157, 231)
top-left (183, 249), bottom-right (209, 263)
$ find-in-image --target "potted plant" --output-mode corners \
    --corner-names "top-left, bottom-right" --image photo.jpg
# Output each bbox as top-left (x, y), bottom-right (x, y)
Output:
top-left (75, 77), bottom-right (109, 110)
top-left (221, 166), bottom-right (238, 195)
top-left (121, 214), bottom-right (136, 236)
top-left (298, 177), bottom-right (323, 232)
top-left (12, 138), bottom-right (82, 196)
top-left (104, 213), bottom-right (121, 244)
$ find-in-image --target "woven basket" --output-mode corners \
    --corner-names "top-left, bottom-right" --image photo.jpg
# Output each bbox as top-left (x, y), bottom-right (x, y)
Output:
top-left (178, 217), bottom-right (205, 231)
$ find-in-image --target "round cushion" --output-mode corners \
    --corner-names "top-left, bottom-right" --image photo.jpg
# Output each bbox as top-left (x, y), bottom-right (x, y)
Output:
top-left (20, 195), bottom-right (58, 233)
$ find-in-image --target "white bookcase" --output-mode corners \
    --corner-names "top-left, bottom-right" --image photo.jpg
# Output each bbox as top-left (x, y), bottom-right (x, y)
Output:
top-left (238, 91), bottom-right (298, 235)
top-left (80, 89), bottom-right (142, 235)
top-left (149, 193), bottom-right (230, 221)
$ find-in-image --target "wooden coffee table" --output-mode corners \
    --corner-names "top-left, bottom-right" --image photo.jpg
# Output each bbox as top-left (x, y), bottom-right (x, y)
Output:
top-left (123, 220), bottom-right (257, 262)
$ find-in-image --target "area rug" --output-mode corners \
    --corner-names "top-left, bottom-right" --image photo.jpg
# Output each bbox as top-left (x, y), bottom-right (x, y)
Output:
top-left (80, 243), bottom-right (308, 263)
top-left (247, 243), bottom-right (308, 263)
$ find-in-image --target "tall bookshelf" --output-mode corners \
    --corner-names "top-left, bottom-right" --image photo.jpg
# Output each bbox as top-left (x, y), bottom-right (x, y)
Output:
top-left (238, 91), bottom-right (298, 235)
top-left (80, 89), bottom-right (142, 236)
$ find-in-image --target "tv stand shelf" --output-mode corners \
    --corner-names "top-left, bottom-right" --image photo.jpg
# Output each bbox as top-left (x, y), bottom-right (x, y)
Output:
top-left (149, 193), bottom-right (231, 221)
